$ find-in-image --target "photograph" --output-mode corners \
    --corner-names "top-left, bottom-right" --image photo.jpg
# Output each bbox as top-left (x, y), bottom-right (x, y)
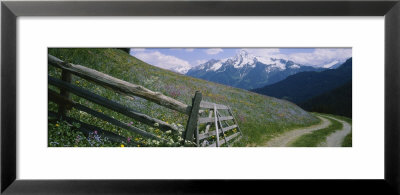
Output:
top-left (48, 48), bottom-right (352, 147)
top-left (4, 0), bottom-right (398, 193)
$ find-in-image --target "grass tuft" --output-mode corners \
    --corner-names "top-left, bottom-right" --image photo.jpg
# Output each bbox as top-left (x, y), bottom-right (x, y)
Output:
top-left (342, 132), bottom-right (352, 147)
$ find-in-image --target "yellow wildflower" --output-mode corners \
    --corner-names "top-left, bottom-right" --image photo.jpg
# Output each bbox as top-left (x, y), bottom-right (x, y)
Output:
top-left (120, 144), bottom-right (125, 147)
top-left (55, 124), bottom-right (59, 127)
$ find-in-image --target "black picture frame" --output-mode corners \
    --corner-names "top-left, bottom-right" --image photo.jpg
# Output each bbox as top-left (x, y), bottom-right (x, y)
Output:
top-left (2, 0), bottom-right (400, 194)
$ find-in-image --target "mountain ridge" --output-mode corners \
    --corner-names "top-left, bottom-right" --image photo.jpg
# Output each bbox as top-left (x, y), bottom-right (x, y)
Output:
top-left (187, 50), bottom-right (327, 90)
top-left (252, 58), bottom-right (352, 106)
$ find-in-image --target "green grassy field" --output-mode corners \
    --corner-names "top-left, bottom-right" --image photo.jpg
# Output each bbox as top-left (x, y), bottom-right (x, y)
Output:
top-left (342, 132), bottom-right (352, 147)
top-left (48, 48), bottom-right (320, 147)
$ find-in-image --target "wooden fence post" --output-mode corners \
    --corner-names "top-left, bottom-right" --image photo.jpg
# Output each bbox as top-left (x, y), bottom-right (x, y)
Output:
top-left (214, 104), bottom-right (220, 147)
top-left (183, 91), bottom-right (202, 144)
top-left (58, 69), bottom-right (72, 118)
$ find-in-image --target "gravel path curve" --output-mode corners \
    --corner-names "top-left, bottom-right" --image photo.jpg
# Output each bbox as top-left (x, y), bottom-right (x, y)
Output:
top-left (265, 116), bottom-right (331, 147)
top-left (319, 116), bottom-right (351, 147)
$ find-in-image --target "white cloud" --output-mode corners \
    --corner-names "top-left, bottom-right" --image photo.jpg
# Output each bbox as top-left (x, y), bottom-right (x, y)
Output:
top-left (243, 48), bottom-right (280, 56)
top-left (129, 48), bottom-right (146, 56)
top-left (242, 48), bottom-right (288, 60)
top-left (130, 48), bottom-right (146, 52)
top-left (287, 48), bottom-right (352, 67)
top-left (205, 48), bottom-right (223, 55)
top-left (133, 51), bottom-right (191, 74)
top-left (322, 60), bottom-right (339, 68)
top-left (167, 48), bottom-right (194, 52)
top-left (243, 48), bottom-right (351, 67)
top-left (195, 59), bottom-right (208, 65)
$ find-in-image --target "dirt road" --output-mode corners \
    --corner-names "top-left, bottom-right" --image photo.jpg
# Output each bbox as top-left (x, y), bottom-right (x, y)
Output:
top-left (265, 116), bottom-right (331, 147)
top-left (318, 116), bottom-right (351, 147)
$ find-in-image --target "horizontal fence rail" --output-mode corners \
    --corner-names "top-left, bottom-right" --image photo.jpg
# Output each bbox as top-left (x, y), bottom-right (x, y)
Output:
top-left (49, 76), bottom-right (179, 133)
top-left (198, 116), bottom-right (233, 124)
top-left (48, 54), bottom-right (191, 115)
top-left (199, 101), bottom-right (229, 110)
top-left (208, 132), bottom-right (241, 147)
top-left (48, 88), bottom-right (167, 142)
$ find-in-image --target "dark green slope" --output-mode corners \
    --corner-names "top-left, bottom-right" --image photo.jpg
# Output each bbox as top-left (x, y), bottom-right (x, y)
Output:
top-left (300, 81), bottom-right (352, 117)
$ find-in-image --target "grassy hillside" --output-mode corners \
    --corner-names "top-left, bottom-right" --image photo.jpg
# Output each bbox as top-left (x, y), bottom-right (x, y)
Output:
top-left (48, 48), bottom-right (319, 146)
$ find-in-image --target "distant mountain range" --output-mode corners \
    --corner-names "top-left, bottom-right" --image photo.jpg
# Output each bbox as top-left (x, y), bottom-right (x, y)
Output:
top-left (252, 58), bottom-right (352, 117)
top-left (186, 50), bottom-right (326, 90)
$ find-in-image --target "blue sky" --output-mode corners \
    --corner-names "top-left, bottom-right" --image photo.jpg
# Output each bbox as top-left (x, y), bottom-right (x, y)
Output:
top-left (129, 48), bottom-right (352, 71)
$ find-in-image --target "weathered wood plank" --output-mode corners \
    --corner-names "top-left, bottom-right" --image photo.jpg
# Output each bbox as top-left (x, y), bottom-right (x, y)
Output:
top-left (74, 102), bottom-right (166, 142)
top-left (48, 90), bottom-right (166, 142)
top-left (217, 116), bottom-right (234, 122)
top-left (198, 124), bottom-right (237, 140)
top-left (58, 69), bottom-right (72, 116)
top-left (198, 131), bottom-right (215, 140)
top-left (228, 106), bottom-right (243, 135)
top-left (199, 101), bottom-right (228, 110)
top-left (195, 124), bottom-right (200, 146)
top-left (49, 89), bottom-right (72, 110)
top-left (218, 110), bottom-right (232, 128)
top-left (224, 132), bottom-right (241, 144)
top-left (48, 111), bottom-right (141, 147)
top-left (204, 111), bottom-right (213, 134)
top-left (183, 91), bottom-right (202, 143)
top-left (48, 54), bottom-right (191, 115)
top-left (208, 132), bottom-right (241, 147)
top-left (198, 117), bottom-right (214, 124)
top-left (216, 111), bottom-right (228, 145)
top-left (198, 116), bottom-right (233, 124)
top-left (221, 124), bottom-right (237, 132)
top-left (49, 76), bottom-right (179, 133)
top-left (214, 104), bottom-right (220, 147)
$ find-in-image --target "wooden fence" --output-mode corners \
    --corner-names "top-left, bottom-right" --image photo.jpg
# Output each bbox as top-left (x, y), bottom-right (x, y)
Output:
top-left (196, 101), bottom-right (242, 147)
top-left (48, 54), bottom-right (241, 147)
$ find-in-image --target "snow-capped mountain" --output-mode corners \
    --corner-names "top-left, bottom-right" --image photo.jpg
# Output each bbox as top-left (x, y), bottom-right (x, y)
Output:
top-left (321, 60), bottom-right (345, 69)
top-left (169, 64), bottom-right (191, 74)
top-left (186, 50), bottom-right (326, 90)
